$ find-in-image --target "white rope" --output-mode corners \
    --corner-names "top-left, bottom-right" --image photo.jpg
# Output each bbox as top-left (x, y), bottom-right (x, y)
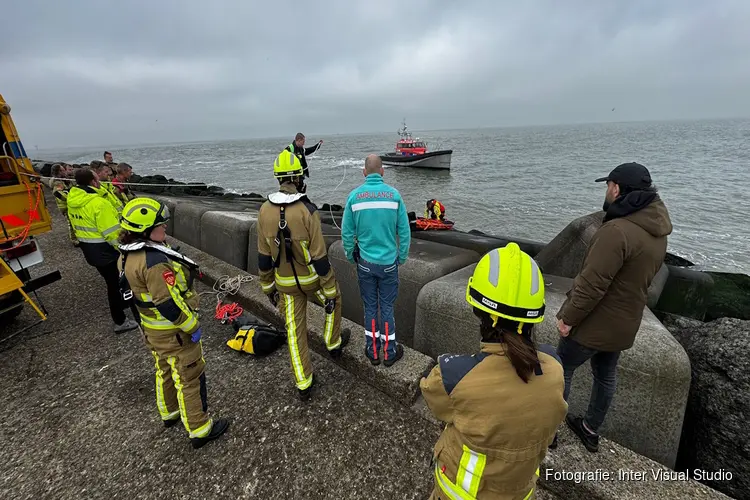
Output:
top-left (198, 274), bottom-right (254, 306)
top-left (305, 144), bottom-right (347, 231)
top-left (19, 172), bottom-right (215, 188)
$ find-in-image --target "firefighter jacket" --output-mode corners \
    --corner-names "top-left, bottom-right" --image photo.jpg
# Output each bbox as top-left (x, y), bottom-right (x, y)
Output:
top-left (119, 241), bottom-right (201, 335)
top-left (66, 185), bottom-right (121, 266)
top-left (111, 177), bottom-right (136, 205)
top-left (257, 183), bottom-right (337, 297)
top-left (420, 342), bottom-right (568, 500)
top-left (51, 179), bottom-right (72, 211)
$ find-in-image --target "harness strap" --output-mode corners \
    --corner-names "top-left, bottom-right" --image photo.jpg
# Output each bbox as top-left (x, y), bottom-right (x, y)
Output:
top-left (272, 206), bottom-right (305, 295)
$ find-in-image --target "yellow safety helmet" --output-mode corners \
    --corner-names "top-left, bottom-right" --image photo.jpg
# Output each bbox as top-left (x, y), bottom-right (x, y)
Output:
top-left (120, 197), bottom-right (170, 233)
top-left (466, 242), bottom-right (545, 326)
top-left (273, 149), bottom-right (303, 178)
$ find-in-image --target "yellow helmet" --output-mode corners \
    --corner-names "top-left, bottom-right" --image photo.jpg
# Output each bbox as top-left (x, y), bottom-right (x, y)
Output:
top-left (273, 149), bottom-right (303, 178)
top-left (466, 242), bottom-right (545, 325)
top-left (120, 197), bottom-right (170, 233)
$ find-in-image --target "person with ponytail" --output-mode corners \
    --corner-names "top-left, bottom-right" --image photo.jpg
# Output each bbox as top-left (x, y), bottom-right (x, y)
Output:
top-left (420, 243), bottom-right (568, 500)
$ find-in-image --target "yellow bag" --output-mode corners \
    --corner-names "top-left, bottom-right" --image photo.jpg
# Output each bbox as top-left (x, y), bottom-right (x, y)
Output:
top-left (226, 325), bottom-right (286, 356)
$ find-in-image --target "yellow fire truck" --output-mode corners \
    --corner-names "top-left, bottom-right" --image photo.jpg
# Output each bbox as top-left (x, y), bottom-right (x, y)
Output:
top-left (0, 94), bottom-right (61, 326)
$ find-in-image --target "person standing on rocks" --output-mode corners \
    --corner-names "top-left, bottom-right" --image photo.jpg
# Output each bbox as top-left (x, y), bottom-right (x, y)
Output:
top-left (554, 162), bottom-right (673, 452)
top-left (341, 154), bottom-right (411, 366)
top-left (421, 243), bottom-right (567, 499)
top-left (256, 149), bottom-right (351, 401)
top-left (66, 168), bottom-right (139, 334)
top-left (284, 132), bottom-right (322, 179)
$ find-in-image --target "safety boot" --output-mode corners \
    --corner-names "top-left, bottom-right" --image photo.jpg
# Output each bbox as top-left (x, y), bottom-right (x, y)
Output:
top-left (191, 418), bottom-right (230, 450)
top-left (566, 415), bottom-right (599, 452)
top-left (383, 344), bottom-right (404, 368)
top-left (298, 374), bottom-right (316, 402)
top-left (328, 328), bottom-right (351, 359)
top-left (114, 318), bottom-right (139, 333)
top-left (164, 416), bottom-right (181, 429)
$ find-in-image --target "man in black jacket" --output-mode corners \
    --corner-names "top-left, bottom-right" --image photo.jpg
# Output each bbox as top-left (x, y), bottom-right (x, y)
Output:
top-left (284, 133), bottom-right (323, 178)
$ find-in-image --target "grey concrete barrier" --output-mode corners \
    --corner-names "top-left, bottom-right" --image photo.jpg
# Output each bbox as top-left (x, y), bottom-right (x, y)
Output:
top-left (172, 201), bottom-right (214, 249)
top-left (414, 265), bottom-right (690, 468)
top-left (535, 211), bottom-right (604, 278)
top-left (152, 195), bottom-right (179, 236)
top-left (328, 239), bottom-right (481, 348)
top-left (412, 229), bottom-right (546, 258)
top-left (166, 236), bottom-right (435, 407)
top-left (655, 266), bottom-right (715, 320)
top-left (647, 263), bottom-right (670, 309)
top-left (200, 211), bottom-right (257, 270)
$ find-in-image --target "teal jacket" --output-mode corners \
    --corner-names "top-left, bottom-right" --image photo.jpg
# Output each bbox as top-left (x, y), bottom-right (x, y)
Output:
top-left (342, 174), bottom-right (411, 265)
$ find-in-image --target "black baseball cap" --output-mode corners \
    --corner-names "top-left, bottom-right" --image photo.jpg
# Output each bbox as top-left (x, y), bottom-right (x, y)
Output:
top-left (595, 162), bottom-right (652, 189)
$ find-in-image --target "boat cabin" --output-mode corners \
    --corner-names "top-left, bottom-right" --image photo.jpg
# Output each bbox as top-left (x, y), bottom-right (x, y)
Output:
top-left (395, 139), bottom-right (426, 156)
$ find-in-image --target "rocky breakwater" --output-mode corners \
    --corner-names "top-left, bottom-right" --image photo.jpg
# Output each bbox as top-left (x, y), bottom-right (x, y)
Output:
top-left (661, 314), bottom-right (750, 500)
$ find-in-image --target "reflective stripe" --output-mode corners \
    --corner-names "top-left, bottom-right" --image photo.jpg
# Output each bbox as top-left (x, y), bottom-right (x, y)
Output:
top-left (456, 445), bottom-right (487, 496)
top-left (73, 225), bottom-right (98, 233)
top-left (285, 295), bottom-right (313, 390)
top-left (101, 224), bottom-right (120, 237)
top-left (261, 281), bottom-right (275, 292)
top-left (77, 237), bottom-right (106, 243)
top-left (167, 355), bottom-right (212, 438)
top-left (299, 241), bottom-right (316, 276)
top-left (365, 330), bottom-right (380, 339)
top-left (382, 332), bottom-right (396, 340)
top-left (275, 271), bottom-right (319, 286)
top-left (140, 316), bottom-right (177, 329)
top-left (488, 249), bottom-right (500, 288)
top-left (529, 258), bottom-right (540, 296)
top-left (322, 285), bottom-right (337, 299)
top-left (351, 201), bottom-right (399, 212)
top-left (152, 351), bottom-right (172, 420)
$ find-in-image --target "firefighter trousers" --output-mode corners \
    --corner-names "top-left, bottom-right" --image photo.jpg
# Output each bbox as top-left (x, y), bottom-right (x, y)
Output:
top-left (278, 284), bottom-right (342, 390)
top-left (144, 329), bottom-right (212, 438)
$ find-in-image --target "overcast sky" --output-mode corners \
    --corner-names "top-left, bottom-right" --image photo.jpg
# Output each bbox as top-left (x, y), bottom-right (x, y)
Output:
top-left (4, 0), bottom-right (750, 148)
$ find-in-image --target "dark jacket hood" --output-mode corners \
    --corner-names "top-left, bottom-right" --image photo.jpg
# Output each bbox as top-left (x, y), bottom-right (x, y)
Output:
top-left (605, 192), bottom-right (672, 237)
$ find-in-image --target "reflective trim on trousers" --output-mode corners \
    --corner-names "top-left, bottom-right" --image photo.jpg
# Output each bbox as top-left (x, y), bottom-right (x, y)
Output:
top-left (166, 355), bottom-right (212, 439)
top-left (275, 271), bottom-right (319, 287)
top-left (285, 294), bottom-right (313, 390)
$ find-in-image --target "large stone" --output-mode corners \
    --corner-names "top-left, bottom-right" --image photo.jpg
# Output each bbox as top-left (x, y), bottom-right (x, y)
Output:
top-left (166, 236), bottom-right (436, 407)
top-left (535, 211), bottom-right (604, 278)
top-left (328, 239), bottom-right (480, 348)
top-left (414, 265), bottom-right (691, 468)
top-left (246, 221), bottom-right (341, 276)
top-left (200, 211), bottom-right (257, 270)
top-left (647, 263), bottom-right (670, 309)
top-left (662, 314), bottom-right (750, 500)
top-left (412, 230), bottom-right (546, 259)
top-left (172, 202), bottom-right (213, 249)
top-left (705, 271), bottom-right (750, 321)
top-left (655, 266), bottom-right (715, 320)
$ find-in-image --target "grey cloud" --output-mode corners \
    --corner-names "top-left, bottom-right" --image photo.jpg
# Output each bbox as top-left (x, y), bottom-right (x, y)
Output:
top-left (3, 0), bottom-right (750, 148)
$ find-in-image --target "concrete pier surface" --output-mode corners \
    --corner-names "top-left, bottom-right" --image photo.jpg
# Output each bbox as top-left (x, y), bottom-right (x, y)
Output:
top-left (0, 191), bottom-right (735, 500)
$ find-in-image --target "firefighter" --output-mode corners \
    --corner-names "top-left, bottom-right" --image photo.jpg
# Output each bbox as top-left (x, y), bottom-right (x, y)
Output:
top-left (420, 243), bottom-right (568, 499)
top-left (118, 197), bottom-right (229, 449)
top-left (95, 163), bottom-right (125, 213)
top-left (257, 149), bottom-right (350, 401)
top-left (50, 163), bottom-right (78, 246)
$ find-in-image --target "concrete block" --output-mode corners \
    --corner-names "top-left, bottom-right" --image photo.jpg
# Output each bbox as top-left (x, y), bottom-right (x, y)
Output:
top-left (247, 217), bottom-right (341, 276)
top-left (166, 236), bottom-right (435, 407)
top-left (656, 266), bottom-right (715, 320)
top-left (647, 263), bottom-right (669, 309)
top-left (414, 265), bottom-right (690, 468)
top-left (151, 195), bottom-right (179, 236)
top-left (328, 239), bottom-right (481, 348)
top-left (535, 211), bottom-right (604, 278)
top-left (172, 202), bottom-right (212, 249)
top-left (200, 211), bottom-right (257, 270)
top-left (412, 230), bottom-right (546, 259)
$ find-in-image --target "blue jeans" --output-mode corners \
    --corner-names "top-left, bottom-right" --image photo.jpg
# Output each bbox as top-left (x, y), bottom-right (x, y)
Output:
top-left (356, 258), bottom-right (399, 362)
top-left (557, 336), bottom-right (621, 434)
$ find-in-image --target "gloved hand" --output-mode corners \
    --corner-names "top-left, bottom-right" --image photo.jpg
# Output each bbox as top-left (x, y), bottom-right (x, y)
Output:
top-left (324, 298), bottom-right (336, 314)
top-left (191, 327), bottom-right (203, 343)
top-left (267, 291), bottom-right (279, 308)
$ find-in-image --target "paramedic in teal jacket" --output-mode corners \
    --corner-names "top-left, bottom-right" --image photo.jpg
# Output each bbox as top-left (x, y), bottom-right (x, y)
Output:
top-left (341, 154), bottom-right (411, 367)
